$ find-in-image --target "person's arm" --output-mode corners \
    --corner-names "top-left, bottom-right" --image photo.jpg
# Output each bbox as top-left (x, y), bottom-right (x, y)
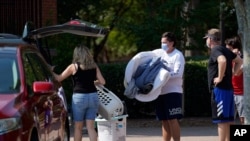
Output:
top-left (233, 55), bottom-right (243, 76)
top-left (213, 55), bottom-right (226, 86)
top-left (54, 64), bottom-right (75, 82)
top-left (94, 66), bottom-right (106, 85)
top-left (217, 55), bottom-right (226, 81)
top-left (169, 53), bottom-right (185, 78)
top-left (237, 65), bottom-right (243, 75)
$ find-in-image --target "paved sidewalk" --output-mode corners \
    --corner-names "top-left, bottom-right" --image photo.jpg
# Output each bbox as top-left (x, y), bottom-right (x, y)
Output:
top-left (70, 117), bottom-right (219, 141)
top-left (126, 126), bottom-right (217, 141)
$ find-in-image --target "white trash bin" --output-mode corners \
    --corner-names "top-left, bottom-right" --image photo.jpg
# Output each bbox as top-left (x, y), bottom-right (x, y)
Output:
top-left (96, 115), bottom-right (128, 141)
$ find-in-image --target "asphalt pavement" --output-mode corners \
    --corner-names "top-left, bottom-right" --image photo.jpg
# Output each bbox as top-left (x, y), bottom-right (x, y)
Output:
top-left (69, 117), bottom-right (219, 141)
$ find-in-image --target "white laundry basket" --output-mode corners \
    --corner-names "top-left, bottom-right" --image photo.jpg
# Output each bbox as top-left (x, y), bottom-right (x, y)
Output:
top-left (96, 85), bottom-right (124, 120)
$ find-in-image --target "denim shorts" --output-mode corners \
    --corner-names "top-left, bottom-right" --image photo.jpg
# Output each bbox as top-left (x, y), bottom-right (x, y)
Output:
top-left (72, 92), bottom-right (99, 121)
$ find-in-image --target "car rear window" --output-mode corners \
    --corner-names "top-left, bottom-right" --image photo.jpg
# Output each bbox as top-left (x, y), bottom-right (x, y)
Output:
top-left (0, 55), bottom-right (20, 94)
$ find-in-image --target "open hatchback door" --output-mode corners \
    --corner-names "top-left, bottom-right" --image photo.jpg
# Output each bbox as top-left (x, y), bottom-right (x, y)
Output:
top-left (21, 19), bottom-right (109, 64)
top-left (22, 19), bottom-right (109, 39)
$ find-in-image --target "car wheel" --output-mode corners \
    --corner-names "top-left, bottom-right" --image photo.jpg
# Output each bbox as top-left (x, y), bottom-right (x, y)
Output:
top-left (63, 119), bottom-right (70, 141)
top-left (30, 131), bottom-right (39, 141)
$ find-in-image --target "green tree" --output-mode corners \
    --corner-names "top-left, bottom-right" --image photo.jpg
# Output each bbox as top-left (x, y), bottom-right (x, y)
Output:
top-left (58, 0), bottom-right (134, 62)
top-left (116, 0), bottom-right (238, 55)
top-left (116, 0), bottom-right (186, 52)
top-left (56, 0), bottom-right (238, 62)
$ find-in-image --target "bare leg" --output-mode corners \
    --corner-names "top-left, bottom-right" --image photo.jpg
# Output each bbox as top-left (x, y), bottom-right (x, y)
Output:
top-left (86, 120), bottom-right (98, 141)
top-left (162, 119), bottom-right (180, 141)
top-left (239, 117), bottom-right (244, 125)
top-left (74, 121), bottom-right (83, 141)
top-left (168, 119), bottom-right (180, 141)
top-left (218, 122), bottom-right (232, 141)
top-left (162, 120), bottom-right (171, 141)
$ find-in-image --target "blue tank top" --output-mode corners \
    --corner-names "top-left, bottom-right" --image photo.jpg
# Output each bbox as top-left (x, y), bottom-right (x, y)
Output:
top-left (72, 63), bottom-right (97, 93)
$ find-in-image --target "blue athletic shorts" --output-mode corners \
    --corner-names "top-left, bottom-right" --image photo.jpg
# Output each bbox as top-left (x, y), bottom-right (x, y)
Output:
top-left (72, 92), bottom-right (99, 121)
top-left (155, 93), bottom-right (183, 120)
top-left (211, 87), bottom-right (234, 123)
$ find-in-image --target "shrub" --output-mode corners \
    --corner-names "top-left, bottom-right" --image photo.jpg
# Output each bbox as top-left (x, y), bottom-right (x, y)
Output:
top-left (62, 57), bottom-right (211, 118)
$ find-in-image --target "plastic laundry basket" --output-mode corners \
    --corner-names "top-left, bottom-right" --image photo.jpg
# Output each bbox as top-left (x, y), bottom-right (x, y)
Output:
top-left (96, 85), bottom-right (124, 120)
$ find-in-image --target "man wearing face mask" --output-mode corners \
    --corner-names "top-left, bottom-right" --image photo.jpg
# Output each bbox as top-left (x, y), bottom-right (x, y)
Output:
top-left (204, 28), bottom-right (242, 141)
top-left (152, 32), bottom-right (185, 141)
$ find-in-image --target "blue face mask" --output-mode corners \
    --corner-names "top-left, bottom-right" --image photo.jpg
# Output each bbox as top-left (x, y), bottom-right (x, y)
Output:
top-left (161, 43), bottom-right (169, 51)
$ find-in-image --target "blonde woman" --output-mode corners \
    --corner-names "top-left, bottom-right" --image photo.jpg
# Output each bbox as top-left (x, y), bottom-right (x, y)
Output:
top-left (54, 45), bottom-right (105, 141)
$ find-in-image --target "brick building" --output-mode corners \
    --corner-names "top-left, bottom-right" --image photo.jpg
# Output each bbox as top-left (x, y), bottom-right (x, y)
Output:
top-left (0, 0), bottom-right (57, 36)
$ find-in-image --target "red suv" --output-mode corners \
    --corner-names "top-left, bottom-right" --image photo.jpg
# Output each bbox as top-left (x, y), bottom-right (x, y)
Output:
top-left (0, 20), bottom-right (108, 141)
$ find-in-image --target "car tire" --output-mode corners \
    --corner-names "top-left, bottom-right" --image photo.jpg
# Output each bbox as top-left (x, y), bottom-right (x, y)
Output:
top-left (64, 119), bottom-right (70, 141)
top-left (30, 131), bottom-right (39, 141)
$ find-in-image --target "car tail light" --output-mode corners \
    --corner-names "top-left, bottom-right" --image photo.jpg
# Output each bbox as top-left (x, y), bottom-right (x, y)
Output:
top-left (33, 81), bottom-right (54, 94)
top-left (69, 20), bottom-right (81, 25)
